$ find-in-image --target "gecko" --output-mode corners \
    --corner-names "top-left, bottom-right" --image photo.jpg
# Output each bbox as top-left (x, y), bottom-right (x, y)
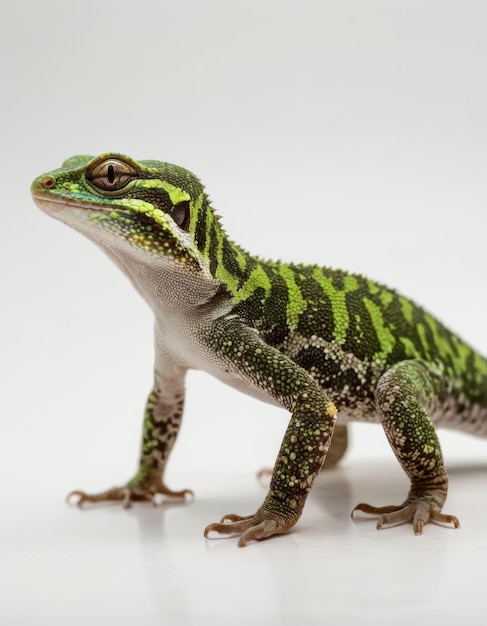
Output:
top-left (31, 153), bottom-right (487, 546)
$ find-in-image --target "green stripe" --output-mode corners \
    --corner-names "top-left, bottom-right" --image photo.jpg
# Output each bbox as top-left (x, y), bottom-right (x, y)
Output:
top-left (136, 179), bottom-right (191, 205)
top-left (189, 192), bottom-right (204, 235)
top-left (312, 270), bottom-right (359, 344)
top-left (364, 297), bottom-right (396, 358)
top-left (235, 264), bottom-right (272, 302)
top-left (399, 296), bottom-right (414, 324)
top-left (278, 265), bottom-right (307, 329)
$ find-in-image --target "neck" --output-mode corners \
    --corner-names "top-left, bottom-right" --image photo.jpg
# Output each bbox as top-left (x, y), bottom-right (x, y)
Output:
top-left (192, 195), bottom-right (272, 304)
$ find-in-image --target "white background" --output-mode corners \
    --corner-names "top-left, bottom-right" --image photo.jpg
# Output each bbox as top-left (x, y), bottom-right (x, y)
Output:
top-left (1, 1), bottom-right (487, 624)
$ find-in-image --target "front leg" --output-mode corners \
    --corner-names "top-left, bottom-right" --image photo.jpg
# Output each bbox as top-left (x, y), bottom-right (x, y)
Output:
top-left (68, 363), bottom-right (192, 507)
top-left (203, 319), bottom-right (337, 546)
top-left (353, 360), bottom-right (459, 533)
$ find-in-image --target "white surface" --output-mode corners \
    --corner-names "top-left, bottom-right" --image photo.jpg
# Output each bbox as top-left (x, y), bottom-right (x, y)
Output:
top-left (1, 0), bottom-right (487, 624)
top-left (2, 459), bottom-right (487, 625)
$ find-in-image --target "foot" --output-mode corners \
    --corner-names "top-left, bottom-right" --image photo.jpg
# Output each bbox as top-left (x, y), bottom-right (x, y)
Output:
top-left (204, 506), bottom-right (298, 547)
top-left (352, 499), bottom-right (460, 534)
top-left (67, 481), bottom-right (193, 509)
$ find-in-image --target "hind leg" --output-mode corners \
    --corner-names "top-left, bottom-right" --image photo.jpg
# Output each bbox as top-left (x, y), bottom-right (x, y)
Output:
top-left (322, 424), bottom-right (348, 469)
top-left (353, 360), bottom-right (459, 534)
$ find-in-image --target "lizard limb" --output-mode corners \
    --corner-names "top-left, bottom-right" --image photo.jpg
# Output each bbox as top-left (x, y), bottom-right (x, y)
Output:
top-left (352, 360), bottom-right (460, 533)
top-left (67, 368), bottom-right (192, 508)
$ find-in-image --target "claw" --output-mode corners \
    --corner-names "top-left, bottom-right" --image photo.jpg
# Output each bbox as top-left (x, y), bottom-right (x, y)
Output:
top-left (66, 490), bottom-right (86, 507)
top-left (256, 468), bottom-right (272, 486)
top-left (150, 488), bottom-right (194, 506)
top-left (66, 487), bottom-right (138, 508)
top-left (66, 484), bottom-right (194, 509)
top-left (204, 517), bottom-right (280, 547)
top-left (352, 500), bottom-right (460, 534)
top-left (204, 507), bottom-right (297, 546)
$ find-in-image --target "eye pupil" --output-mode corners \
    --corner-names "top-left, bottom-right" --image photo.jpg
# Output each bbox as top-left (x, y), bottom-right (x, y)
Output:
top-left (87, 158), bottom-right (136, 192)
top-left (107, 164), bottom-right (115, 184)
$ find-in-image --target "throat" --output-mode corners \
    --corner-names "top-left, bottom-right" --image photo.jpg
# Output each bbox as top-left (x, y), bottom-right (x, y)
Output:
top-left (98, 240), bottom-right (222, 313)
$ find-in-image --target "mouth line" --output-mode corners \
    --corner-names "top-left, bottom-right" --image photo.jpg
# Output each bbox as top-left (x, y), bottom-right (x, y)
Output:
top-left (32, 190), bottom-right (183, 239)
top-left (32, 190), bottom-right (131, 215)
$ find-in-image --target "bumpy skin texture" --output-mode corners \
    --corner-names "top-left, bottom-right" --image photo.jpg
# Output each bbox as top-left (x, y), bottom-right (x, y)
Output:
top-left (32, 153), bottom-right (487, 546)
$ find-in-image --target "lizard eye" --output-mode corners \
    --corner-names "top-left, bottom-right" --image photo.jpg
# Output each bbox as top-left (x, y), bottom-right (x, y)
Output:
top-left (87, 158), bottom-right (137, 192)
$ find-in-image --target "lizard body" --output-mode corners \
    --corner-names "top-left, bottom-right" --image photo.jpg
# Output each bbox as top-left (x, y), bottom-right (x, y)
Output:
top-left (32, 153), bottom-right (487, 546)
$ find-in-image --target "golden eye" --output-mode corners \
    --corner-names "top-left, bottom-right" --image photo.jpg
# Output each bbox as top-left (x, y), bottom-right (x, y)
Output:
top-left (87, 158), bottom-right (137, 192)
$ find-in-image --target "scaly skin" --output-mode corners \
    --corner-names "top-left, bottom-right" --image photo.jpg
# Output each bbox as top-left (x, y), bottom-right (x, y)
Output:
top-left (32, 153), bottom-right (487, 545)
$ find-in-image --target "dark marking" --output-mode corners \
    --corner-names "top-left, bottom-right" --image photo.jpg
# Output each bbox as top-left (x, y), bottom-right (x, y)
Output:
top-left (107, 164), bottom-right (115, 184)
top-left (171, 201), bottom-right (190, 230)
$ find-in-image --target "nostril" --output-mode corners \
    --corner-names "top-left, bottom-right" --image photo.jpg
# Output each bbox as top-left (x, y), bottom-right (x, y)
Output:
top-left (40, 175), bottom-right (56, 189)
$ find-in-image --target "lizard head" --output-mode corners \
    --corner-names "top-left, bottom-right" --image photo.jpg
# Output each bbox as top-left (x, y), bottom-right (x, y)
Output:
top-left (31, 153), bottom-right (213, 271)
